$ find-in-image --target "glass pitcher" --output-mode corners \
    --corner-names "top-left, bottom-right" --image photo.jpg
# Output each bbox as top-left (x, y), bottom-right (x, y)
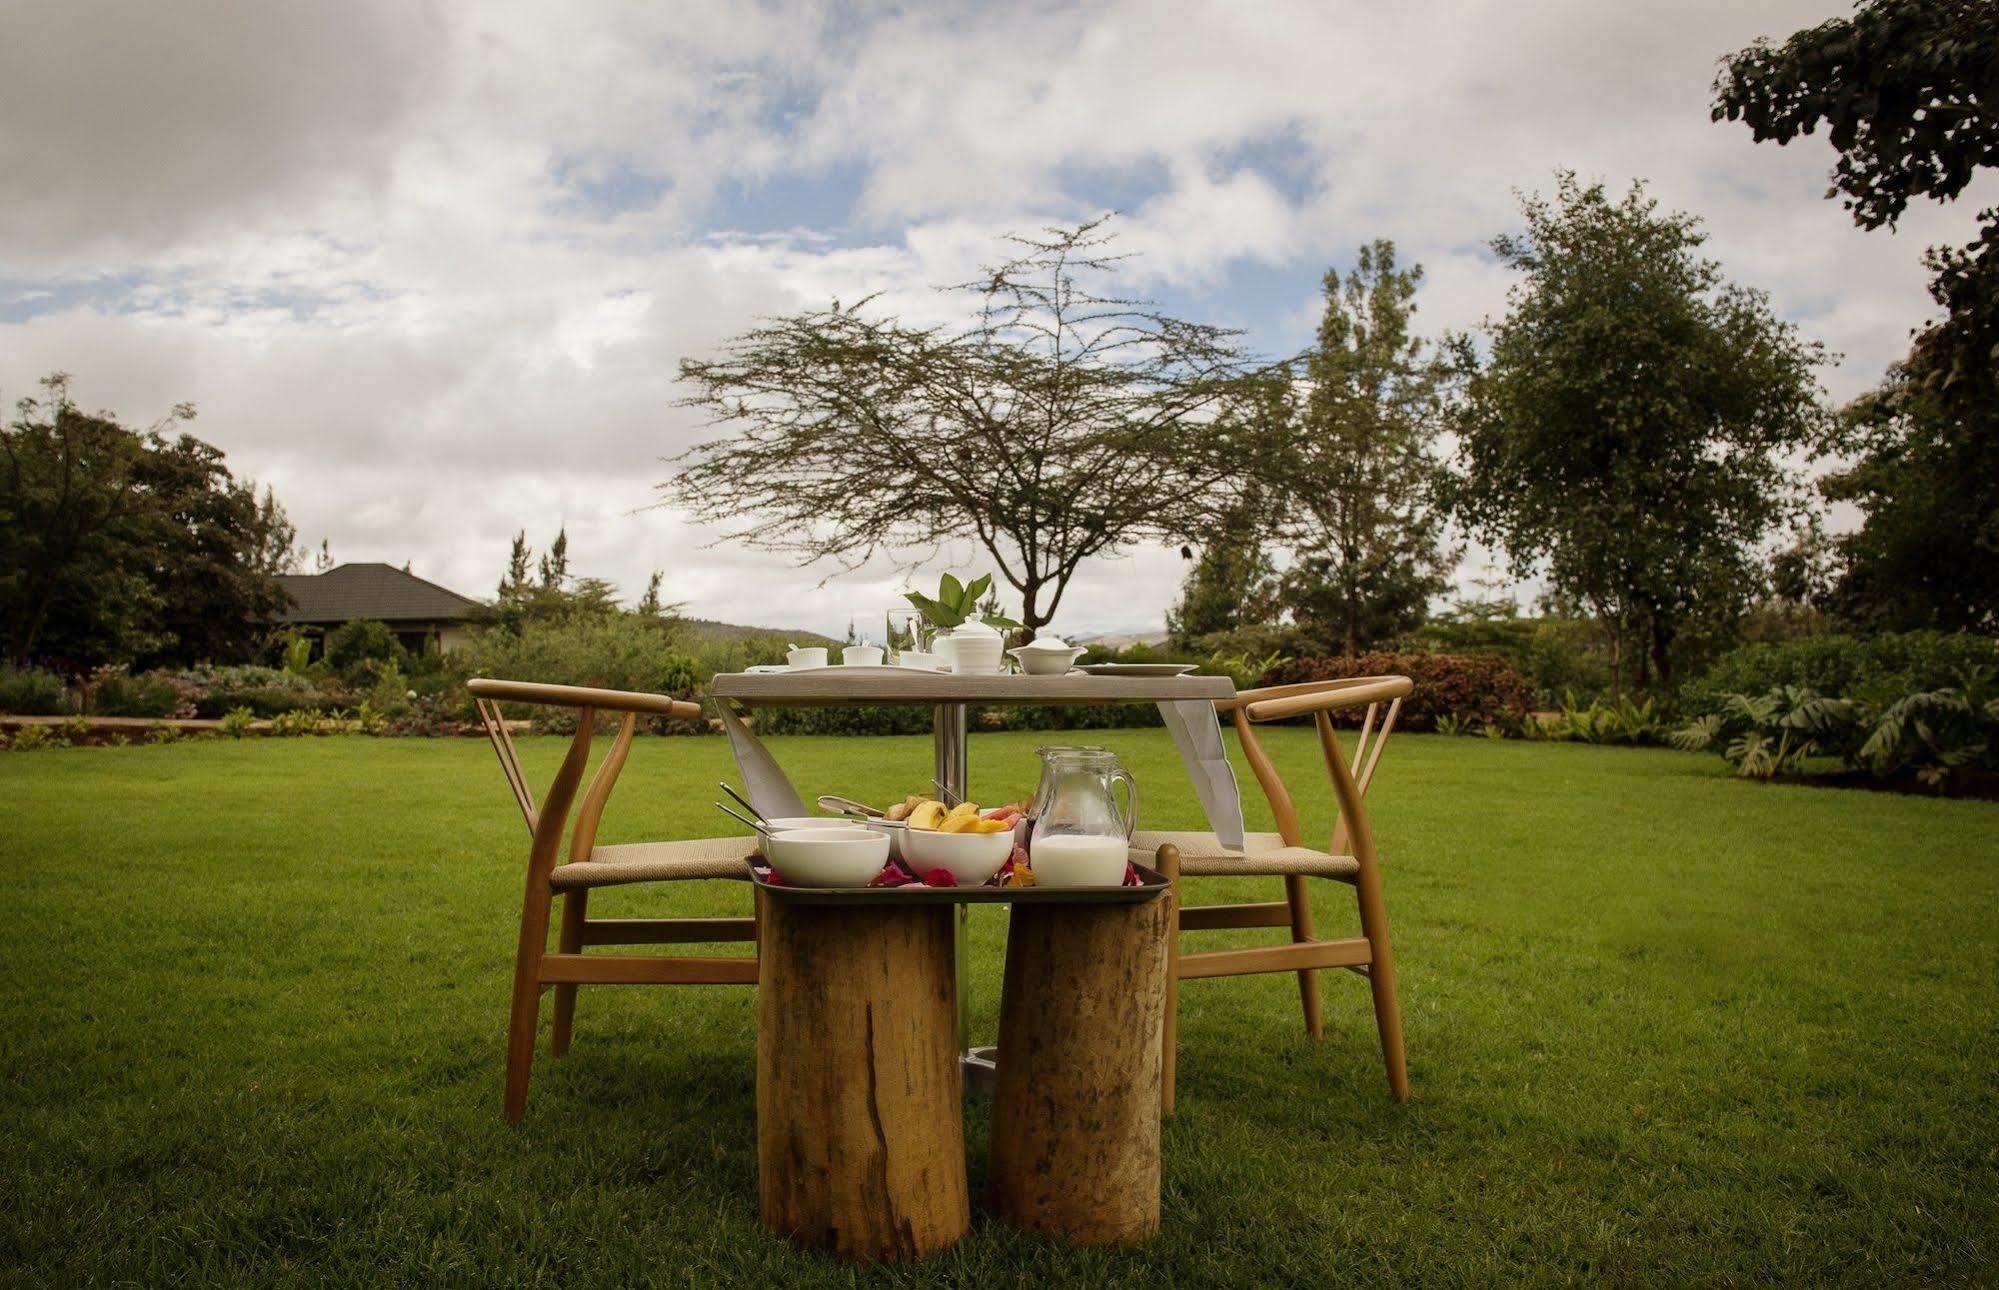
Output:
top-left (1028, 745), bottom-right (1111, 820)
top-left (1029, 747), bottom-right (1138, 886)
top-left (1030, 747), bottom-right (1138, 841)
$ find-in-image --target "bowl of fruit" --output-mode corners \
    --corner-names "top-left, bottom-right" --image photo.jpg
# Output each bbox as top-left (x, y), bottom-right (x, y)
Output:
top-left (898, 799), bottom-right (1018, 884)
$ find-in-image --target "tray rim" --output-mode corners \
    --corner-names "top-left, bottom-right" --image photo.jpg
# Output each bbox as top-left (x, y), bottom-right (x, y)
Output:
top-left (750, 862), bottom-right (1171, 906)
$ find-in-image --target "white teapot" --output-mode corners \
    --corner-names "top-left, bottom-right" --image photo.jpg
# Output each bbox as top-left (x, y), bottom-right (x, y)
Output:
top-left (934, 620), bottom-right (1004, 674)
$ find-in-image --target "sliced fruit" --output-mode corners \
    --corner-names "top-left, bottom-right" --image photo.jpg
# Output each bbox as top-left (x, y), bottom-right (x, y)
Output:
top-left (884, 801), bottom-right (911, 822)
top-left (907, 800), bottom-right (949, 831)
top-left (967, 817), bottom-right (1011, 834)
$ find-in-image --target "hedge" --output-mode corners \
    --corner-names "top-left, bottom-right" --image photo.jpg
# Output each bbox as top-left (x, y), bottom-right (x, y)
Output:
top-left (1256, 651), bottom-right (1535, 730)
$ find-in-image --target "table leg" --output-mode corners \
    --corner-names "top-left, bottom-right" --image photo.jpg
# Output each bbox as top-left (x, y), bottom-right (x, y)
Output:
top-left (756, 893), bottom-right (970, 1262)
top-left (932, 702), bottom-right (989, 1089)
top-left (988, 897), bottom-right (1171, 1245)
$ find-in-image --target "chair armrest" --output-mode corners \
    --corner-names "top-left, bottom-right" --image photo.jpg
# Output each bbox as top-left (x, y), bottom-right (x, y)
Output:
top-left (1242, 676), bottom-right (1412, 723)
top-left (466, 678), bottom-right (702, 721)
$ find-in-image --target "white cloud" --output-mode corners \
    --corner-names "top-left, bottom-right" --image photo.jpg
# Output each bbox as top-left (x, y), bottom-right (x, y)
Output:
top-left (2, 0), bottom-right (1987, 636)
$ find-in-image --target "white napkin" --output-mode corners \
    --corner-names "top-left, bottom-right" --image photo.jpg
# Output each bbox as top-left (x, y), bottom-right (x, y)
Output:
top-left (1157, 698), bottom-right (1246, 850)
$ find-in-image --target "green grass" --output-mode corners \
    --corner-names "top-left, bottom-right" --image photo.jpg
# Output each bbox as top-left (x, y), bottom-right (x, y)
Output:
top-left (2, 731), bottom-right (1995, 1285)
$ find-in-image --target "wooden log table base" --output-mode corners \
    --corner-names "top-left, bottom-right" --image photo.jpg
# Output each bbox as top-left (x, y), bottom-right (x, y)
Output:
top-left (987, 893), bottom-right (1173, 1246)
top-left (756, 894), bottom-right (970, 1263)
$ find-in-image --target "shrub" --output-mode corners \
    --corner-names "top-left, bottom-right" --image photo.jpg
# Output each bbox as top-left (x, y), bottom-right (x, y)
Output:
top-left (0, 666), bottom-right (69, 715)
top-left (325, 619), bottom-right (409, 687)
top-left (89, 669), bottom-right (185, 718)
top-left (9, 724), bottom-right (56, 751)
top-left (1682, 632), bottom-right (1999, 714)
top-left (146, 723), bottom-right (182, 746)
top-left (267, 708), bottom-right (327, 737)
top-left (166, 665), bottom-right (329, 719)
top-left (1259, 652), bottom-right (1535, 730)
top-left (218, 707), bottom-right (257, 739)
top-left (463, 617), bottom-right (699, 732)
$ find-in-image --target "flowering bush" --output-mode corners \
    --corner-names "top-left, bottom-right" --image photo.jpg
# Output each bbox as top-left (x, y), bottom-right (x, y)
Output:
top-left (1258, 651), bottom-right (1534, 730)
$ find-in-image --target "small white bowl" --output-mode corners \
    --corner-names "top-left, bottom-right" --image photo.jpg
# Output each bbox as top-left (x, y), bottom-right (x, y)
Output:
top-left (1008, 644), bottom-right (1085, 675)
top-left (897, 651), bottom-right (942, 671)
top-left (755, 816), bottom-right (853, 857)
top-left (765, 827), bottom-right (890, 887)
top-left (839, 645), bottom-right (885, 666)
top-left (863, 817), bottom-right (907, 860)
top-left (785, 647), bottom-right (828, 668)
top-left (901, 826), bottom-right (1014, 885)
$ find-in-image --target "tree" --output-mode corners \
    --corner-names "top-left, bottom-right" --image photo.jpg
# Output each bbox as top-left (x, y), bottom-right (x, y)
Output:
top-left (492, 529), bottom-right (634, 630)
top-left (670, 218), bottom-right (1269, 633)
top-left (0, 373), bottom-right (291, 667)
top-left (1819, 368), bottom-right (1997, 631)
top-left (1166, 489), bottom-right (1279, 645)
top-left (1444, 175), bottom-right (1831, 693)
top-left (499, 531), bottom-right (532, 599)
top-left (1715, 0), bottom-right (1999, 632)
top-left (1274, 241), bottom-right (1453, 656)
top-left (313, 539), bottom-right (335, 573)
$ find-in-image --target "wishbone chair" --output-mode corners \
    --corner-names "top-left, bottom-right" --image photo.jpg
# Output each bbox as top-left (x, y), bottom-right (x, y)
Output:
top-left (469, 678), bottom-right (758, 1122)
top-left (1131, 675), bottom-right (1412, 1110)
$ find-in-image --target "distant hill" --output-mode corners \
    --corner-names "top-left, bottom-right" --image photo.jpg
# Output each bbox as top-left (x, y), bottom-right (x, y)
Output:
top-left (679, 618), bottom-right (843, 646)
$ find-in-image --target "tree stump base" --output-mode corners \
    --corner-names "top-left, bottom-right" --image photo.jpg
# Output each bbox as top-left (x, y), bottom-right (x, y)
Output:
top-left (756, 895), bottom-right (969, 1262)
top-left (987, 895), bottom-right (1171, 1245)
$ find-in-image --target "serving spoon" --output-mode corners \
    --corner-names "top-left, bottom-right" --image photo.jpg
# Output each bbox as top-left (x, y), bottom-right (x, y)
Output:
top-left (720, 782), bottom-right (766, 824)
top-left (816, 794), bottom-right (883, 818)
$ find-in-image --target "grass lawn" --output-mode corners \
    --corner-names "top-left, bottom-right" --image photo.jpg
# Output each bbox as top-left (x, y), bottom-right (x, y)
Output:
top-left (2, 729), bottom-right (1995, 1285)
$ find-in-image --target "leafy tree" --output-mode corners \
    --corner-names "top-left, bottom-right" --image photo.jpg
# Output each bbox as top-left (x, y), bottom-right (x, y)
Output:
top-left (671, 218), bottom-right (1270, 633)
top-left (491, 529), bottom-right (654, 630)
top-left (1820, 369), bottom-right (1997, 631)
top-left (312, 539), bottom-right (335, 573)
top-left (324, 618), bottom-right (408, 687)
top-left (0, 373), bottom-right (291, 667)
top-left (498, 531), bottom-right (532, 598)
top-left (1274, 241), bottom-right (1453, 656)
top-left (1444, 175), bottom-right (1831, 693)
top-left (1715, 0), bottom-right (1999, 633)
top-left (1166, 489), bottom-right (1279, 646)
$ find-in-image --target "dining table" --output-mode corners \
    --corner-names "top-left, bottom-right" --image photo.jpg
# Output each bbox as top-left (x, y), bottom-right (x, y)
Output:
top-left (707, 666), bottom-right (1245, 1088)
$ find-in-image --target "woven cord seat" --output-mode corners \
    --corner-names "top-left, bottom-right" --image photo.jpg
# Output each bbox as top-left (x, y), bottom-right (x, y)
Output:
top-left (1128, 830), bottom-right (1358, 879)
top-left (550, 839), bottom-right (756, 888)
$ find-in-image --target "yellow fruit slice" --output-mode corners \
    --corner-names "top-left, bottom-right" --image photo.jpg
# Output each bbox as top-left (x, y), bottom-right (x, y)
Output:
top-left (907, 800), bottom-right (948, 830)
top-left (968, 817), bottom-right (1011, 834)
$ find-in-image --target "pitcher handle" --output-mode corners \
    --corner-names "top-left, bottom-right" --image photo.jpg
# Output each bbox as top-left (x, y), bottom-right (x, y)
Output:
top-left (1112, 768), bottom-right (1139, 840)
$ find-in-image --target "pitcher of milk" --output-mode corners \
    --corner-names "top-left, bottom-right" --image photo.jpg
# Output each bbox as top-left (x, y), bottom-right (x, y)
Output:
top-left (1029, 748), bottom-right (1137, 887)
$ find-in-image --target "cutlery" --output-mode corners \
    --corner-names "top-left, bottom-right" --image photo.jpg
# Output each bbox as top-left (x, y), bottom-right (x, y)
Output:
top-left (817, 794), bottom-right (883, 818)
top-left (931, 778), bottom-right (963, 806)
top-left (713, 801), bottom-right (769, 835)
top-left (720, 782), bottom-right (766, 823)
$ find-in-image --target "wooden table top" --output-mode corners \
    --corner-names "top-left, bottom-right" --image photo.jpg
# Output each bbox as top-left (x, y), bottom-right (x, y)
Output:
top-left (709, 669), bottom-right (1235, 708)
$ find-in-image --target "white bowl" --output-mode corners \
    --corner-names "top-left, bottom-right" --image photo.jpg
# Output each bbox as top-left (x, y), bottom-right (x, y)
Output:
top-left (863, 817), bottom-right (907, 860)
top-left (764, 827), bottom-right (890, 887)
top-left (839, 645), bottom-right (885, 666)
top-left (756, 816), bottom-right (854, 857)
top-left (901, 826), bottom-right (1014, 885)
top-left (897, 651), bottom-right (942, 671)
top-left (785, 647), bottom-right (828, 668)
top-left (1008, 644), bottom-right (1085, 675)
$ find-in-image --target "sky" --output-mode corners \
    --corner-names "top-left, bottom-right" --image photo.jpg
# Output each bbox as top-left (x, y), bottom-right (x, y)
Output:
top-left (2, 0), bottom-right (1989, 640)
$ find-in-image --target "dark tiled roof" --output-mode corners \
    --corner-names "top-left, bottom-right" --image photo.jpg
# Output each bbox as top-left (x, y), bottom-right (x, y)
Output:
top-left (275, 563), bottom-right (484, 625)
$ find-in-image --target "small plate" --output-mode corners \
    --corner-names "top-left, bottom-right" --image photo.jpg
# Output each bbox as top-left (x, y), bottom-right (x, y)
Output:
top-left (1077, 663), bottom-right (1199, 677)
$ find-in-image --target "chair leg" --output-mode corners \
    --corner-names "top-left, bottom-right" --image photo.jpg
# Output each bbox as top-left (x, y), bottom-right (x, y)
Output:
top-left (1158, 845), bottom-right (1180, 1115)
top-left (551, 889), bottom-right (587, 1057)
top-left (504, 886), bottom-right (554, 1123)
top-left (1352, 863), bottom-right (1408, 1101)
top-left (1284, 874), bottom-right (1323, 1040)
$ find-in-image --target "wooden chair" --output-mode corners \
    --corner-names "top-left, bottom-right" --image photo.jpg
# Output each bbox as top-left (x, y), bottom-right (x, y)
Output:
top-left (469, 678), bottom-right (759, 1122)
top-left (1132, 675), bottom-right (1412, 1110)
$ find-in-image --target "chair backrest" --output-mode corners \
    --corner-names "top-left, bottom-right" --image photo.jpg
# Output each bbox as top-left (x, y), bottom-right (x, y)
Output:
top-left (1225, 677), bottom-right (1406, 855)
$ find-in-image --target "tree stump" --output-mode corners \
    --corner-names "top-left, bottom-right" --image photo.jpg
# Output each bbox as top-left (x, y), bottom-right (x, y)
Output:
top-left (987, 894), bottom-right (1171, 1245)
top-left (756, 895), bottom-right (969, 1262)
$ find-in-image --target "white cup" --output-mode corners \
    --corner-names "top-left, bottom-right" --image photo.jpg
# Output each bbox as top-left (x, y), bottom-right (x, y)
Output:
top-left (840, 645), bottom-right (885, 667)
top-left (785, 647), bottom-right (828, 669)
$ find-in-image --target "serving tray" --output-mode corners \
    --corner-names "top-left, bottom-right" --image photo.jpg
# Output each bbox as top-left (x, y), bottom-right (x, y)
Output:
top-left (751, 863), bottom-right (1170, 906)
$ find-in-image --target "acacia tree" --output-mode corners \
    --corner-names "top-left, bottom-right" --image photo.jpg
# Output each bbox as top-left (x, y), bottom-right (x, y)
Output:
top-left (1445, 175), bottom-right (1832, 693)
top-left (1715, 0), bottom-right (1999, 631)
top-left (0, 373), bottom-right (293, 667)
top-left (1275, 241), bottom-right (1453, 657)
top-left (669, 219), bottom-right (1268, 633)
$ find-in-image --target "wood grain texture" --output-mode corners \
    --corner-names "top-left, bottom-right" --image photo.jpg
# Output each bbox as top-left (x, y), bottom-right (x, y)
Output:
top-left (710, 670), bottom-right (1232, 707)
top-left (988, 897), bottom-right (1171, 1246)
top-left (756, 896), bottom-right (968, 1263)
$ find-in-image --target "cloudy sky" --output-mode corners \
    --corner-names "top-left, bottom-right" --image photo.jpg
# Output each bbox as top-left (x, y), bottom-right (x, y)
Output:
top-left (3, 1), bottom-right (1988, 638)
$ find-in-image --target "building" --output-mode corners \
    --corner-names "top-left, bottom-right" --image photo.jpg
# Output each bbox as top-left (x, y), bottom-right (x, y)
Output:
top-left (275, 562), bottom-right (484, 655)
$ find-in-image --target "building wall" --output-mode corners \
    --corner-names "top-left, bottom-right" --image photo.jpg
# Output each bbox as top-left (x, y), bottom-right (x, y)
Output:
top-left (436, 625), bottom-right (475, 654)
